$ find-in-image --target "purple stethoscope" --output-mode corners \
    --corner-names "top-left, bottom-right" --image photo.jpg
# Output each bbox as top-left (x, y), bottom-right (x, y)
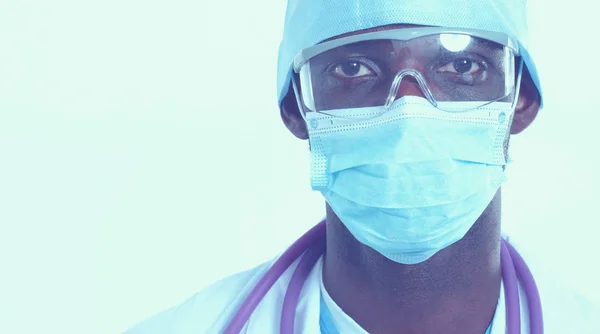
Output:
top-left (224, 220), bottom-right (544, 334)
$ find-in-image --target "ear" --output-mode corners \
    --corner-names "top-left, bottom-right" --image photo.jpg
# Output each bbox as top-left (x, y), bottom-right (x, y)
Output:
top-left (280, 82), bottom-right (309, 140)
top-left (511, 65), bottom-right (541, 135)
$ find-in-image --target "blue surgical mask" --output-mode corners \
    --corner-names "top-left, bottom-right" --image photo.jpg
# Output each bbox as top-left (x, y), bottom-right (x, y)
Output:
top-left (304, 96), bottom-right (514, 264)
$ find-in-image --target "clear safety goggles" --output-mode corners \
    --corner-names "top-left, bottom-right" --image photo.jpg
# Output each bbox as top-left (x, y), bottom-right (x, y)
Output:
top-left (292, 27), bottom-right (521, 117)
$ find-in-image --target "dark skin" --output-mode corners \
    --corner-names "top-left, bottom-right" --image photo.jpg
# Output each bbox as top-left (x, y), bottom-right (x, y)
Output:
top-left (280, 24), bottom-right (541, 334)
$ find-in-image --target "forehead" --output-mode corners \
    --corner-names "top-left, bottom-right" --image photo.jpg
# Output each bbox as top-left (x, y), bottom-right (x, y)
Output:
top-left (298, 24), bottom-right (511, 73)
top-left (324, 23), bottom-right (427, 42)
top-left (311, 26), bottom-right (506, 70)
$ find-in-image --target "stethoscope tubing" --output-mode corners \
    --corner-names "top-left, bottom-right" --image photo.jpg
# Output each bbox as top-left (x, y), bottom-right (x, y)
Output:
top-left (224, 221), bottom-right (543, 334)
top-left (223, 222), bottom-right (326, 334)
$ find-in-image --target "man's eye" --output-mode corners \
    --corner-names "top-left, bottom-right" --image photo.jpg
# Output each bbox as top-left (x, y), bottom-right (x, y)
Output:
top-left (333, 61), bottom-right (375, 78)
top-left (438, 58), bottom-right (483, 75)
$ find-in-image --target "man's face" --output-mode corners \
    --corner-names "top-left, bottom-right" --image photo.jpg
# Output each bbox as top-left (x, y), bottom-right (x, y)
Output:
top-left (281, 24), bottom-right (540, 139)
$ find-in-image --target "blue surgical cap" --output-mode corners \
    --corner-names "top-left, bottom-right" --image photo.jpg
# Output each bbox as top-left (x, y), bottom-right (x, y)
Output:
top-left (276, 0), bottom-right (543, 108)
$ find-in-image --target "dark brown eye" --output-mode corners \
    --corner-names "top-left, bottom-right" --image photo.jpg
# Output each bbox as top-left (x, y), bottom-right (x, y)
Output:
top-left (333, 61), bottom-right (374, 78)
top-left (453, 58), bottom-right (474, 73)
top-left (439, 58), bottom-right (481, 74)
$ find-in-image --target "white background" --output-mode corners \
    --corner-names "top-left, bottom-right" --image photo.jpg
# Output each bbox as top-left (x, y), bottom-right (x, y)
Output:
top-left (0, 1), bottom-right (598, 333)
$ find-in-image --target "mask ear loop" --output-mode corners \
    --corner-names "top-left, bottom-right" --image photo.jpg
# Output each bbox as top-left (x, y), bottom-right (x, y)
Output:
top-left (503, 57), bottom-right (525, 165)
top-left (291, 76), bottom-right (313, 152)
top-left (292, 76), bottom-right (309, 123)
top-left (510, 57), bottom-right (525, 112)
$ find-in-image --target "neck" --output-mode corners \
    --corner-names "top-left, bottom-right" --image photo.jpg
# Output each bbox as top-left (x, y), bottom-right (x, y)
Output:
top-left (322, 192), bottom-right (503, 334)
